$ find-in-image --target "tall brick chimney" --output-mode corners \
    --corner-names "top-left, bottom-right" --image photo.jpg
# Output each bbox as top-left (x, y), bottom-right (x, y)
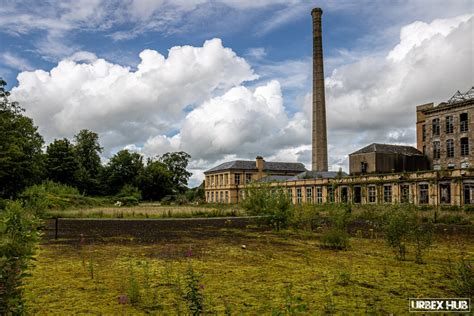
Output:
top-left (311, 8), bottom-right (328, 172)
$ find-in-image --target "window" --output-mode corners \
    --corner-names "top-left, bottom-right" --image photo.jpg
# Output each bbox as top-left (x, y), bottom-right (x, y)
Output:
top-left (340, 187), bottom-right (348, 203)
top-left (220, 191), bottom-right (223, 202)
top-left (287, 189), bottom-right (293, 203)
top-left (461, 137), bottom-right (469, 156)
top-left (440, 183), bottom-right (451, 204)
top-left (433, 141), bottom-right (440, 159)
top-left (383, 185), bottom-right (392, 203)
top-left (422, 124), bottom-right (426, 141)
top-left (368, 186), bottom-right (376, 203)
top-left (460, 113), bottom-right (468, 132)
top-left (419, 184), bottom-right (429, 204)
top-left (206, 192), bottom-right (210, 202)
top-left (446, 116), bottom-right (454, 133)
top-left (463, 183), bottom-right (474, 204)
top-left (245, 174), bottom-right (252, 184)
top-left (306, 187), bottom-right (313, 203)
top-left (219, 174), bottom-right (223, 186)
top-left (327, 186), bottom-right (334, 203)
top-left (211, 191), bottom-right (214, 202)
top-left (296, 188), bottom-right (302, 204)
top-left (400, 185), bottom-right (410, 203)
top-left (234, 174), bottom-right (241, 185)
top-left (224, 174), bottom-right (228, 185)
top-left (446, 139), bottom-right (454, 158)
top-left (360, 162), bottom-right (368, 174)
top-left (353, 186), bottom-right (361, 203)
top-left (225, 191), bottom-right (229, 203)
top-left (316, 187), bottom-right (323, 204)
top-left (432, 118), bottom-right (440, 136)
top-left (423, 145), bottom-right (426, 155)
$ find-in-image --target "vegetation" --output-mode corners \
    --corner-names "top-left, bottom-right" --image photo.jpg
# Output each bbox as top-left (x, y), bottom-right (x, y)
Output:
top-left (23, 228), bottom-right (473, 314)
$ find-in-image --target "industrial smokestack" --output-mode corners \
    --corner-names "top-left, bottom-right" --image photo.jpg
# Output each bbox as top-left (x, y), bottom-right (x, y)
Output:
top-left (311, 7), bottom-right (328, 172)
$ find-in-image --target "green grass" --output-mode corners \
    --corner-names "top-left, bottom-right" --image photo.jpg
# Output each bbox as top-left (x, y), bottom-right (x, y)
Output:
top-left (24, 230), bottom-right (473, 314)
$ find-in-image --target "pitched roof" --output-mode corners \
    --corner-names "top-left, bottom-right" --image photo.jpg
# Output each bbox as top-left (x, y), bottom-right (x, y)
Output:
top-left (350, 143), bottom-right (423, 156)
top-left (289, 170), bottom-right (348, 180)
top-left (204, 160), bottom-right (306, 174)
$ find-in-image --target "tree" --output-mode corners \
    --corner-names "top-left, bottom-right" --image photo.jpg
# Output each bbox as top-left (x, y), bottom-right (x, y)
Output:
top-left (0, 79), bottom-right (44, 198)
top-left (103, 149), bottom-right (144, 195)
top-left (138, 159), bottom-right (173, 200)
top-left (159, 151), bottom-right (192, 193)
top-left (45, 138), bottom-right (79, 186)
top-left (73, 129), bottom-right (103, 194)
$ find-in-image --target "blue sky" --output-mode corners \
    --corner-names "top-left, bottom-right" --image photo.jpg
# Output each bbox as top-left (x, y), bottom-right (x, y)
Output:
top-left (1, 0), bottom-right (473, 186)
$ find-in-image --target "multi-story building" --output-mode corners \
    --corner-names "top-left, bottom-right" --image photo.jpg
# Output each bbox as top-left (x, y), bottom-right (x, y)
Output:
top-left (416, 88), bottom-right (474, 170)
top-left (204, 156), bottom-right (306, 203)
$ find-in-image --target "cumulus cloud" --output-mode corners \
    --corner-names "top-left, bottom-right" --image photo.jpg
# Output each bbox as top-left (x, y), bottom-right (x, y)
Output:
top-left (325, 14), bottom-right (474, 170)
top-left (11, 38), bottom-right (257, 153)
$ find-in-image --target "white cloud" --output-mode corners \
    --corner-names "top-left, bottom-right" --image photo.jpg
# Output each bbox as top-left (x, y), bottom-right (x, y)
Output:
top-left (325, 14), bottom-right (474, 171)
top-left (2, 52), bottom-right (34, 71)
top-left (11, 38), bottom-right (257, 155)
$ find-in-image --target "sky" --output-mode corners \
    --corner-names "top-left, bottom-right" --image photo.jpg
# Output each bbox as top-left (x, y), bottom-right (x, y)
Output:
top-left (1, 0), bottom-right (473, 187)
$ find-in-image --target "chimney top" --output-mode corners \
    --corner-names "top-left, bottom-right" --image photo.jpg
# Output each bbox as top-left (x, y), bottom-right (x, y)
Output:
top-left (256, 156), bottom-right (264, 160)
top-left (311, 7), bottom-right (323, 16)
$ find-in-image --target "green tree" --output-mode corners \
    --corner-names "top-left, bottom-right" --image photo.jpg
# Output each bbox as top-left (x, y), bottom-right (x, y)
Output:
top-left (138, 159), bottom-right (173, 200)
top-left (45, 138), bottom-right (79, 186)
top-left (73, 129), bottom-right (103, 194)
top-left (159, 151), bottom-right (192, 193)
top-left (104, 149), bottom-right (144, 195)
top-left (0, 79), bottom-right (44, 198)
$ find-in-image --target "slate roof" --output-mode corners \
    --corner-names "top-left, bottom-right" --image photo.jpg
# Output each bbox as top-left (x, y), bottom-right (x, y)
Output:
top-left (350, 143), bottom-right (423, 156)
top-left (257, 175), bottom-right (295, 183)
top-left (204, 160), bottom-right (306, 174)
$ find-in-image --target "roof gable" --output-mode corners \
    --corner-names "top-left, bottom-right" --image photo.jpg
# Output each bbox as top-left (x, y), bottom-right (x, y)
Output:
top-left (350, 143), bottom-right (423, 156)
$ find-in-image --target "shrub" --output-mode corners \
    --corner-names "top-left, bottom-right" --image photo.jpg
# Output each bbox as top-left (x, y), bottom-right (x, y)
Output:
top-left (0, 201), bottom-right (40, 314)
top-left (116, 196), bottom-right (140, 206)
top-left (413, 221), bottom-right (434, 264)
top-left (452, 257), bottom-right (473, 297)
top-left (290, 204), bottom-right (321, 231)
top-left (320, 228), bottom-right (350, 250)
top-left (383, 209), bottom-right (414, 261)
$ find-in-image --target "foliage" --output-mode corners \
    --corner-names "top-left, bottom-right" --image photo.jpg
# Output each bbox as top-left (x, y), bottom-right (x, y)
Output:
top-left (46, 138), bottom-right (80, 187)
top-left (290, 204), bottom-right (322, 231)
top-left (103, 150), bottom-right (144, 195)
top-left (0, 201), bottom-right (40, 314)
top-left (0, 79), bottom-right (44, 199)
top-left (328, 204), bottom-right (352, 230)
top-left (73, 129), bottom-right (103, 195)
top-left (320, 228), bottom-right (350, 250)
top-left (452, 256), bottom-right (473, 297)
top-left (183, 264), bottom-right (204, 315)
top-left (185, 181), bottom-right (205, 203)
top-left (383, 209), bottom-right (415, 260)
top-left (139, 159), bottom-right (174, 200)
top-left (159, 152), bottom-right (192, 193)
top-left (413, 220), bottom-right (434, 264)
top-left (241, 184), bottom-right (292, 231)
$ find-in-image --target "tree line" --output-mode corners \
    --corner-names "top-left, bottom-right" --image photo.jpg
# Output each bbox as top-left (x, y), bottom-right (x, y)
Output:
top-left (0, 79), bottom-right (198, 201)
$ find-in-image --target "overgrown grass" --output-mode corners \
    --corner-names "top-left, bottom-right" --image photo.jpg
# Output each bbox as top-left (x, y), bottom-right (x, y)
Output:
top-left (24, 230), bottom-right (473, 314)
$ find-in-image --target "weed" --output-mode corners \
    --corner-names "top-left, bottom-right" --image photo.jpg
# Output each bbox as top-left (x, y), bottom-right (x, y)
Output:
top-left (127, 265), bottom-right (140, 305)
top-left (336, 269), bottom-right (352, 286)
top-left (320, 228), bottom-right (350, 250)
top-left (183, 264), bottom-right (204, 315)
top-left (452, 256), bottom-right (473, 297)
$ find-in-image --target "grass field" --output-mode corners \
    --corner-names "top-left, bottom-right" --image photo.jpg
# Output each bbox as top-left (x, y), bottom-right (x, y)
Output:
top-left (25, 226), bottom-right (473, 314)
top-left (46, 203), bottom-right (244, 219)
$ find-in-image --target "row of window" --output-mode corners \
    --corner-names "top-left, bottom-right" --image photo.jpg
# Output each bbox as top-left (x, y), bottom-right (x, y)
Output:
top-left (423, 113), bottom-right (469, 140)
top-left (287, 183), bottom-right (474, 204)
top-left (431, 137), bottom-right (469, 159)
top-left (206, 173), bottom-right (253, 187)
top-left (206, 191), bottom-right (229, 203)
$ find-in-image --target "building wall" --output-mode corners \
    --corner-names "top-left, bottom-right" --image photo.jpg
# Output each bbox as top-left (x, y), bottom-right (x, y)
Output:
top-left (349, 152), bottom-right (428, 175)
top-left (205, 169), bottom-right (474, 207)
top-left (416, 99), bottom-right (474, 170)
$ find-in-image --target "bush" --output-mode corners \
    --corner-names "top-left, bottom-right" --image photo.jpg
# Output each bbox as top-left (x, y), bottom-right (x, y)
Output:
top-left (320, 228), bottom-right (350, 250)
top-left (116, 184), bottom-right (142, 201)
top-left (116, 196), bottom-right (140, 206)
top-left (383, 209), bottom-right (414, 261)
top-left (290, 204), bottom-right (322, 231)
top-left (452, 257), bottom-right (473, 297)
top-left (0, 201), bottom-right (40, 314)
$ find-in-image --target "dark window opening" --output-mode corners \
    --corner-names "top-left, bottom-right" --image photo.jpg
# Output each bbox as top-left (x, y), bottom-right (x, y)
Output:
top-left (327, 187), bottom-right (334, 203)
top-left (460, 113), bottom-right (468, 132)
top-left (447, 139), bottom-right (454, 158)
top-left (419, 184), bottom-right (429, 204)
top-left (384, 185), bottom-right (392, 203)
top-left (463, 184), bottom-right (474, 204)
top-left (353, 186), bottom-right (361, 203)
top-left (341, 187), bottom-right (348, 203)
top-left (432, 118), bottom-right (440, 136)
top-left (446, 116), bottom-right (453, 133)
top-left (461, 137), bottom-right (469, 156)
top-left (422, 124), bottom-right (426, 141)
top-left (440, 183), bottom-right (451, 204)
top-left (234, 174), bottom-right (241, 185)
top-left (360, 162), bottom-right (368, 174)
